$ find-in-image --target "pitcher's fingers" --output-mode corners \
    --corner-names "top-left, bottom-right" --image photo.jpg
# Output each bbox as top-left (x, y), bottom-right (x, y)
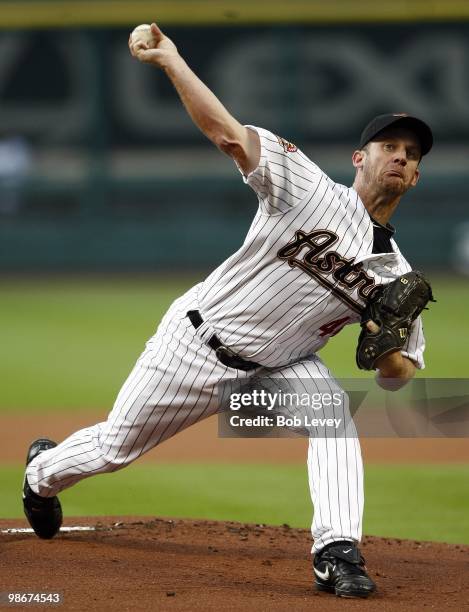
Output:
top-left (365, 320), bottom-right (380, 334)
top-left (133, 41), bottom-right (149, 52)
top-left (151, 23), bottom-right (164, 41)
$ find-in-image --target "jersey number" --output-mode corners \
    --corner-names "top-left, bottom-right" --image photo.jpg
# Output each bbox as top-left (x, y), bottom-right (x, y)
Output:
top-left (318, 316), bottom-right (350, 338)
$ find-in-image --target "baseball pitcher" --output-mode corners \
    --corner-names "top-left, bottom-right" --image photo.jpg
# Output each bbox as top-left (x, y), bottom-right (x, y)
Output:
top-left (22, 24), bottom-right (435, 599)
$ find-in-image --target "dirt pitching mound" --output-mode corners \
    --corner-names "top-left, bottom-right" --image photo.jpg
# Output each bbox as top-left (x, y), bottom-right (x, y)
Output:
top-left (1, 517), bottom-right (467, 611)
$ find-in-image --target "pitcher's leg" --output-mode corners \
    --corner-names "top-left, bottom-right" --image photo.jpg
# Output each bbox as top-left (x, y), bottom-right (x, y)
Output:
top-left (26, 293), bottom-right (235, 498)
top-left (261, 356), bottom-right (364, 553)
top-left (308, 434), bottom-right (363, 552)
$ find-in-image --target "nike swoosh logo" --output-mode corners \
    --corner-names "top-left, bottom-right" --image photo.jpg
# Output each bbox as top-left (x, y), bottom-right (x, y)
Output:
top-left (314, 566), bottom-right (330, 581)
top-left (343, 548), bottom-right (352, 553)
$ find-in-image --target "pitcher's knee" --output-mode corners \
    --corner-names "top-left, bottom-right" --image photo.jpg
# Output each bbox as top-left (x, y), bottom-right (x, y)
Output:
top-left (99, 448), bottom-right (136, 473)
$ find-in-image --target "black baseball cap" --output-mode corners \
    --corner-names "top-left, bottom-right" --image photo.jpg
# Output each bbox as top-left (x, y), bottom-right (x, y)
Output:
top-left (359, 113), bottom-right (433, 156)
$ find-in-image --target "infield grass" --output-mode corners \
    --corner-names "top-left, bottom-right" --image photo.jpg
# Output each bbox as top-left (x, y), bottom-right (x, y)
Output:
top-left (2, 463), bottom-right (468, 544)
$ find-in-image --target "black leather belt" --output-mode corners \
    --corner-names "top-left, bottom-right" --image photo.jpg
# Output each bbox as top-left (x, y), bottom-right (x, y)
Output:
top-left (187, 310), bottom-right (260, 372)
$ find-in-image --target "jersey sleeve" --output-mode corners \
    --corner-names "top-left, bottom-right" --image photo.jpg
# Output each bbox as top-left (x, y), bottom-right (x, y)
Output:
top-left (237, 125), bottom-right (323, 215)
top-left (401, 315), bottom-right (426, 369)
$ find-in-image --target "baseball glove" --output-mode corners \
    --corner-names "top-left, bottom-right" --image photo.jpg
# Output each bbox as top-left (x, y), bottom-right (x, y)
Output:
top-left (356, 271), bottom-right (435, 370)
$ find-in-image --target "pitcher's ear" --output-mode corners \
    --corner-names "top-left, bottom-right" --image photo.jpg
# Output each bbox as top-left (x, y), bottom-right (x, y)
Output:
top-left (352, 149), bottom-right (365, 169)
top-left (410, 167), bottom-right (420, 188)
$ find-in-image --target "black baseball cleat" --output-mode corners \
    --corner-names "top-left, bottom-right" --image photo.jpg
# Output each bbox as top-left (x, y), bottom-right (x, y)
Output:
top-left (23, 438), bottom-right (63, 539)
top-left (313, 541), bottom-right (376, 598)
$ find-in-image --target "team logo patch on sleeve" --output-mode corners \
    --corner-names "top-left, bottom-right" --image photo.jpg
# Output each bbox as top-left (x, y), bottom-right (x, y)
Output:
top-left (276, 135), bottom-right (298, 153)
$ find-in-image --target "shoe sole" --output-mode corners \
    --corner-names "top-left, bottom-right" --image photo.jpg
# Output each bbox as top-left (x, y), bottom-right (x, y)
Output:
top-left (316, 581), bottom-right (375, 598)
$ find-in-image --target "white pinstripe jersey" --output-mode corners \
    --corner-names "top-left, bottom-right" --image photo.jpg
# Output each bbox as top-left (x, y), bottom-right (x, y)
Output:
top-left (197, 126), bottom-right (425, 369)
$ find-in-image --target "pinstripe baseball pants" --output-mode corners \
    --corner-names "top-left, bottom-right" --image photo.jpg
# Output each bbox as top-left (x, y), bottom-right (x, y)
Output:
top-left (26, 285), bottom-right (363, 552)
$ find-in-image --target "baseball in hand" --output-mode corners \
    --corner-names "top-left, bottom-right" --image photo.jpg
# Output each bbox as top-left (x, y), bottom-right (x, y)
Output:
top-left (131, 24), bottom-right (157, 47)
